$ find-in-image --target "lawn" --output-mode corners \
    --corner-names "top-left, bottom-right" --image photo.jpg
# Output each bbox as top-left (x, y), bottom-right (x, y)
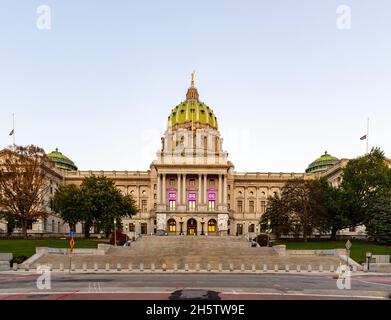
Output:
top-left (275, 240), bottom-right (391, 263)
top-left (0, 239), bottom-right (108, 259)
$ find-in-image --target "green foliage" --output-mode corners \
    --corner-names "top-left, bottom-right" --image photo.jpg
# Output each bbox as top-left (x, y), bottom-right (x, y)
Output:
top-left (51, 175), bottom-right (138, 238)
top-left (261, 179), bottom-right (329, 241)
top-left (51, 184), bottom-right (82, 231)
top-left (80, 176), bottom-right (137, 237)
top-left (341, 147), bottom-right (391, 226)
top-left (366, 193), bottom-right (391, 244)
top-left (314, 178), bottom-right (351, 239)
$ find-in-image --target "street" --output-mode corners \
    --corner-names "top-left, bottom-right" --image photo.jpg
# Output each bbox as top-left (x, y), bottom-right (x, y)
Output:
top-left (0, 273), bottom-right (390, 300)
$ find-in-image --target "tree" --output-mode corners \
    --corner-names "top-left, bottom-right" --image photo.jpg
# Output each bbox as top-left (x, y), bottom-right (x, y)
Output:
top-left (365, 193), bottom-right (391, 244)
top-left (315, 178), bottom-right (351, 240)
top-left (50, 184), bottom-right (82, 231)
top-left (341, 147), bottom-right (391, 227)
top-left (260, 195), bottom-right (291, 238)
top-left (0, 145), bottom-right (52, 239)
top-left (261, 179), bottom-right (329, 241)
top-left (79, 175), bottom-right (137, 238)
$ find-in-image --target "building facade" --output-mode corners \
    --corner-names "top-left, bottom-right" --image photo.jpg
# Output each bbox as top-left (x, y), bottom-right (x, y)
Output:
top-left (2, 75), bottom-right (388, 238)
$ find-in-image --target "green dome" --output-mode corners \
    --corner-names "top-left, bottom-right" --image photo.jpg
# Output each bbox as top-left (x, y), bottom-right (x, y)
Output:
top-left (47, 148), bottom-right (78, 171)
top-left (167, 74), bottom-right (218, 130)
top-left (306, 151), bottom-right (339, 174)
top-left (168, 100), bottom-right (218, 129)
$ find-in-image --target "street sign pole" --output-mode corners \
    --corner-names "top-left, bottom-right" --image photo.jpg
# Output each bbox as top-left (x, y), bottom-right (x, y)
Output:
top-left (345, 240), bottom-right (352, 269)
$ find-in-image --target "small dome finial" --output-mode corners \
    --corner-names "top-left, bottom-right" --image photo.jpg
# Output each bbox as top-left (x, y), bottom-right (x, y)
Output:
top-left (55, 148), bottom-right (58, 152)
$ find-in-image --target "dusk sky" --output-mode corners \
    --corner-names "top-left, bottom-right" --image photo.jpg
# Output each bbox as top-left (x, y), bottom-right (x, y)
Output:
top-left (1, 1), bottom-right (390, 172)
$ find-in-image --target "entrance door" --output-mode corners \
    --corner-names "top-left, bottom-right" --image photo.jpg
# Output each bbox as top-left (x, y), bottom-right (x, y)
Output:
top-left (141, 223), bottom-right (147, 235)
top-left (237, 224), bottom-right (243, 236)
top-left (187, 218), bottom-right (197, 236)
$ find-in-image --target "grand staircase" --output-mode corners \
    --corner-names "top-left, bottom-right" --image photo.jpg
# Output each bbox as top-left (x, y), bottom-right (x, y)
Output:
top-left (107, 236), bottom-right (276, 269)
top-left (32, 236), bottom-right (340, 270)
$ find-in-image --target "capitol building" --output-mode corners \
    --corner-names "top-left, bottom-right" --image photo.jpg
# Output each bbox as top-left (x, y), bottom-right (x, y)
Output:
top-left (0, 75), bottom-right (358, 238)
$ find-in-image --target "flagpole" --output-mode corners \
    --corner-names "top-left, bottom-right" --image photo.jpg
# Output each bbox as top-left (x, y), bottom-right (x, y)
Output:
top-left (12, 113), bottom-right (15, 148)
top-left (366, 117), bottom-right (369, 154)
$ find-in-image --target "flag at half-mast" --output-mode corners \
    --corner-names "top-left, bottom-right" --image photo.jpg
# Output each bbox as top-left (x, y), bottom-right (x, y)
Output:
top-left (360, 134), bottom-right (367, 140)
top-left (9, 129), bottom-right (14, 136)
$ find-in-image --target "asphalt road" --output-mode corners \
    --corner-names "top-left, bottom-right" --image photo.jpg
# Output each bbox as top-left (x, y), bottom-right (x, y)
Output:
top-left (0, 273), bottom-right (390, 300)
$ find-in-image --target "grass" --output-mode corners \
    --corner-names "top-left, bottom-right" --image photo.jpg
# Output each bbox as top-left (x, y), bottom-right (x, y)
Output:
top-left (274, 240), bottom-right (391, 263)
top-left (0, 239), bottom-right (108, 258)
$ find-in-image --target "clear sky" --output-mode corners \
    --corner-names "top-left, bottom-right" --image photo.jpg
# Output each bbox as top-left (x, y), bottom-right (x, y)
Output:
top-left (0, 1), bottom-right (390, 172)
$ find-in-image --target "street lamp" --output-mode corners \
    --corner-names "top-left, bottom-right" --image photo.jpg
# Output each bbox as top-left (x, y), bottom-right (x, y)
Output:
top-left (267, 219), bottom-right (271, 247)
top-left (366, 252), bottom-right (372, 272)
top-left (125, 225), bottom-right (128, 242)
top-left (345, 240), bottom-right (352, 269)
top-left (113, 218), bottom-right (117, 246)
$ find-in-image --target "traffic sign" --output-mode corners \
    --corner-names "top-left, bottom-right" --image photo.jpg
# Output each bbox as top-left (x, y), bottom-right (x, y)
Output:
top-left (70, 238), bottom-right (75, 253)
top-left (345, 240), bottom-right (352, 250)
top-left (69, 231), bottom-right (76, 237)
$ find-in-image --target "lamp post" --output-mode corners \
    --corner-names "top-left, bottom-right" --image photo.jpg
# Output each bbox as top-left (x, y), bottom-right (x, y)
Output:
top-left (267, 219), bottom-right (271, 247)
top-left (345, 240), bottom-right (352, 269)
top-left (125, 225), bottom-right (128, 242)
top-left (113, 218), bottom-right (117, 246)
top-left (5, 221), bottom-right (8, 236)
top-left (366, 252), bottom-right (372, 272)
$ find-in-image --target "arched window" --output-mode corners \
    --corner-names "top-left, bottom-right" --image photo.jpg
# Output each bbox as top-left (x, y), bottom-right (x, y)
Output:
top-left (208, 219), bottom-right (217, 232)
top-left (168, 219), bottom-right (176, 232)
top-left (248, 224), bottom-right (255, 233)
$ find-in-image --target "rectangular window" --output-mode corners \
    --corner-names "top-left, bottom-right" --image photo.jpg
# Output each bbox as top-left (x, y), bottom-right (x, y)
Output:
top-left (141, 200), bottom-right (147, 212)
top-left (141, 223), bottom-right (147, 235)
top-left (188, 201), bottom-right (196, 211)
top-left (249, 201), bottom-right (254, 213)
top-left (260, 201), bottom-right (266, 213)
top-left (208, 200), bottom-right (215, 211)
top-left (209, 179), bottom-right (215, 186)
top-left (237, 200), bottom-right (243, 213)
top-left (129, 223), bottom-right (135, 232)
top-left (169, 200), bottom-right (176, 210)
top-left (188, 192), bottom-right (196, 199)
top-left (189, 179), bottom-right (195, 187)
top-left (169, 179), bottom-right (175, 186)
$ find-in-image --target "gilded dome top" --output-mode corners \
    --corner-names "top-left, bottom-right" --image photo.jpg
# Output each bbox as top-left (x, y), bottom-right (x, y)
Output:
top-left (167, 72), bottom-right (218, 130)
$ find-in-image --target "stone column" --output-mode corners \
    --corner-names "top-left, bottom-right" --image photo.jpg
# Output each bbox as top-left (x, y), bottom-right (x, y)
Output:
top-left (198, 174), bottom-right (202, 205)
top-left (157, 174), bottom-right (161, 204)
top-left (138, 185), bottom-right (141, 209)
top-left (162, 174), bottom-right (166, 206)
top-left (177, 174), bottom-right (181, 205)
top-left (182, 174), bottom-right (186, 205)
top-left (223, 174), bottom-right (228, 205)
top-left (218, 174), bottom-right (222, 205)
top-left (203, 174), bottom-right (207, 204)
